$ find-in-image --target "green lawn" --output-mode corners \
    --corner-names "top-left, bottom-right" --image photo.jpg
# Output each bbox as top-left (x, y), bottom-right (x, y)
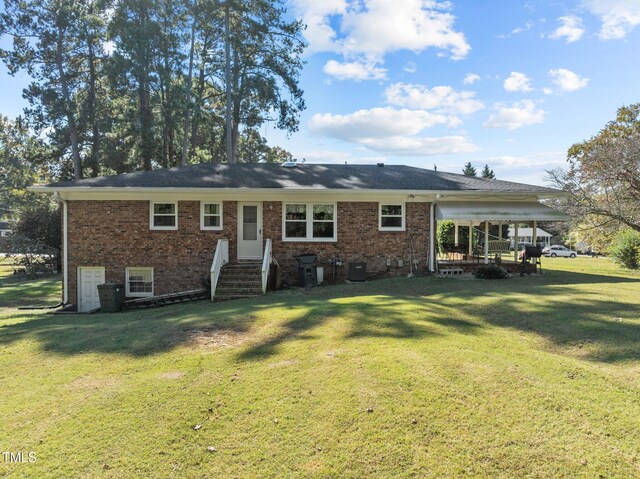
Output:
top-left (1, 258), bottom-right (639, 478)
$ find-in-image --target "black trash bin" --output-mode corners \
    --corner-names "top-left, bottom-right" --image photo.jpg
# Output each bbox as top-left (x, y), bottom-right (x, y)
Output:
top-left (97, 283), bottom-right (125, 312)
top-left (295, 254), bottom-right (318, 288)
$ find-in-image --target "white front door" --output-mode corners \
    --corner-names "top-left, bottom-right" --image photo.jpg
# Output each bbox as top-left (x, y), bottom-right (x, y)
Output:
top-left (237, 202), bottom-right (263, 260)
top-left (78, 267), bottom-right (105, 312)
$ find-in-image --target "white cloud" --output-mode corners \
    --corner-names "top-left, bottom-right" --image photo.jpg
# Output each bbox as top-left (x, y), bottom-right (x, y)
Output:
top-left (308, 107), bottom-right (478, 156)
top-left (498, 21), bottom-right (534, 38)
top-left (463, 73), bottom-right (480, 85)
top-left (503, 72), bottom-right (533, 92)
top-left (549, 15), bottom-right (585, 43)
top-left (583, 0), bottom-right (640, 39)
top-left (300, 150), bottom-right (386, 164)
top-left (290, 0), bottom-right (348, 53)
top-left (464, 152), bottom-right (566, 185)
top-left (323, 59), bottom-right (387, 81)
top-left (340, 0), bottom-right (470, 60)
top-left (404, 62), bottom-right (417, 73)
top-left (310, 107), bottom-right (452, 140)
top-left (384, 83), bottom-right (484, 117)
top-left (483, 100), bottom-right (546, 130)
top-left (548, 68), bottom-right (589, 91)
top-left (360, 135), bottom-right (478, 156)
top-left (543, 87), bottom-right (553, 95)
top-left (291, 0), bottom-right (470, 75)
top-left (489, 152), bottom-right (565, 167)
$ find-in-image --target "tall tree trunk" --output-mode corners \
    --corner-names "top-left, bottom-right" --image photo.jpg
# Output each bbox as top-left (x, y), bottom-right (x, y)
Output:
top-left (159, 73), bottom-right (169, 168)
top-left (190, 35), bottom-right (208, 159)
top-left (139, 70), bottom-right (153, 171)
top-left (224, 2), bottom-right (234, 163)
top-left (231, 48), bottom-right (241, 162)
top-left (87, 36), bottom-right (100, 177)
top-left (138, 6), bottom-right (153, 171)
top-left (181, 6), bottom-right (196, 166)
top-left (55, 26), bottom-right (83, 180)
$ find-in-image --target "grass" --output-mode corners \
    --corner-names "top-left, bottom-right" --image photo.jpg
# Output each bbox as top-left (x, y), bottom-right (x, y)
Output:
top-left (0, 256), bottom-right (61, 307)
top-left (1, 257), bottom-right (639, 478)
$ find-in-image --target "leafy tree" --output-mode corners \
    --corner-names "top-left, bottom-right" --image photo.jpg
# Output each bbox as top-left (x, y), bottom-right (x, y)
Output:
top-left (462, 162), bottom-right (477, 177)
top-left (8, 201), bottom-right (62, 273)
top-left (481, 164), bottom-right (495, 179)
top-left (549, 103), bottom-right (640, 233)
top-left (437, 220), bottom-right (471, 253)
top-left (208, 0), bottom-right (306, 163)
top-left (609, 229), bottom-right (640, 269)
top-left (109, 0), bottom-right (164, 171)
top-left (1, 0), bottom-right (305, 179)
top-left (0, 0), bottom-right (93, 180)
top-left (0, 116), bottom-right (52, 214)
top-left (13, 202), bottom-right (61, 252)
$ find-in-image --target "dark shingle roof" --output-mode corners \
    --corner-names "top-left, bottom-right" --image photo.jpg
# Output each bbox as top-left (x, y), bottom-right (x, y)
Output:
top-left (41, 163), bottom-right (559, 194)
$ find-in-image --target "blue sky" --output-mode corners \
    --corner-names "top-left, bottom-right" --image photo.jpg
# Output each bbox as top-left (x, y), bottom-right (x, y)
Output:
top-left (2, 0), bottom-right (640, 186)
top-left (266, 0), bottom-right (640, 185)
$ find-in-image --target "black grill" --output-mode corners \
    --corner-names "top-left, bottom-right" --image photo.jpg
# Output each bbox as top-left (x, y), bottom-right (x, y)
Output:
top-left (524, 246), bottom-right (542, 258)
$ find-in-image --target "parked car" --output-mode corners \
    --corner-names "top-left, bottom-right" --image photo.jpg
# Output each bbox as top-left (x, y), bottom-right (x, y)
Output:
top-left (542, 245), bottom-right (577, 258)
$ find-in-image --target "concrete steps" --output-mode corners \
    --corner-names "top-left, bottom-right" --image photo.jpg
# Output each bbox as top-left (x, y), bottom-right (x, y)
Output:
top-left (213, 262), bottom-right (263, 301)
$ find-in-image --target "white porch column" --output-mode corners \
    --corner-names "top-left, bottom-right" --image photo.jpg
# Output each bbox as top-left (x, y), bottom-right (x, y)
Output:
top-left (429, 203), bottom-right (435, 272)
top-left (514, 222), bottom-right (519, 262)
top-left (468, 221), bottom-right (473, 257)
top-left (532, 220), bottom-right (538, 265)
top-left (484, 221), bottom-right (489, 264)
top-left (454, 222), bottom-right (459, 245)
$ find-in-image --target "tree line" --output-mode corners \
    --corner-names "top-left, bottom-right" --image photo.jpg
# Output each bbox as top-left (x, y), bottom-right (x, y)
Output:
top-left (548, 103), bottom-right (640, 269)
top-left (0, 0), bottom-right (305, 182)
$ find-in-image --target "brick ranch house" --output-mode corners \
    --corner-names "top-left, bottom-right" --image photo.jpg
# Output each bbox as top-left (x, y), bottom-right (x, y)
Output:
top-left (33, 162), bottom-right (567, 311)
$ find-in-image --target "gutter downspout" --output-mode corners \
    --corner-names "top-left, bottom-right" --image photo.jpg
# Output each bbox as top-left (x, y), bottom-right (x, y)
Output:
top-left (55, 193), bottom-right (69, 304)
top-left (429, 194), bottom-right (440, 273)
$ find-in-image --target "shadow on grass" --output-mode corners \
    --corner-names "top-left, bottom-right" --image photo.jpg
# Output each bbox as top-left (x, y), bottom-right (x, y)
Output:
top-left (0, 274), bottom-right (62, 308)
top-left (0, 268), bottom-right (639, 363)
top-left (0, 300), bottom-right (257, 357)
top-left (235, 296), bottom-right (483, 360)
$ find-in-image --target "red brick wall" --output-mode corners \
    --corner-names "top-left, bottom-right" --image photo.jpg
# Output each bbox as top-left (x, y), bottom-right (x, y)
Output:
top-left (264, 201), bottom-right (430, 284)
top-left (66, 199), bottom-right (431, 302)
top-left (67, 200), bottom-right (236, 302)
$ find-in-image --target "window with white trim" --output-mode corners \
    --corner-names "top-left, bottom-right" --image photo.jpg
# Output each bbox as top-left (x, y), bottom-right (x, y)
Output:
top-left (150, 202), bottom-right (178, 230)
top-left (283, 203), bottom-right (336, 241)
top-left (201, 202), bottom-right (223, 230)
top-left (379, 203), bottom-right (405, 231)
top-left (126, 267), bottom-right (154, 297)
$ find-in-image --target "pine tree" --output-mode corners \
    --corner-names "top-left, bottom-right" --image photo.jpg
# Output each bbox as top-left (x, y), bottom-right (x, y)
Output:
top-left (462, 162), bottom-right (477, 176)
top-left (0, 0), bottom-right (94, 180)
top-left (481, 164), bottom-right (496, 179)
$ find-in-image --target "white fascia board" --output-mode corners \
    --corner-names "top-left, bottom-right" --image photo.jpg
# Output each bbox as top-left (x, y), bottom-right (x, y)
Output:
top-left (29, 186), bottom-right (565, 202)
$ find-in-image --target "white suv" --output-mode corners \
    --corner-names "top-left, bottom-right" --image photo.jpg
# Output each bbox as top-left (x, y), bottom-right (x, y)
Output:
top-left (542, 245), bottom-right (577, 258)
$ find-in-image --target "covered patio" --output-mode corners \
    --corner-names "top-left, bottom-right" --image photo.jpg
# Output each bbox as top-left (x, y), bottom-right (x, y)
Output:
top-left (435, 201), bottom-right (569, 274)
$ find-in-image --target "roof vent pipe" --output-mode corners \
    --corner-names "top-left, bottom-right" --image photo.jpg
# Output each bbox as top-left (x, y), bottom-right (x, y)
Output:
top-left (377, 163), bottom-right (384, 167)
top-left (281, 161), bottom-right (297, 168)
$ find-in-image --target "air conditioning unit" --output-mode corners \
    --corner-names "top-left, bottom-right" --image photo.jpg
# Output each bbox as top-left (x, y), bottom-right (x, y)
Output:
top-left (348, 261), bottom-right (367, 282)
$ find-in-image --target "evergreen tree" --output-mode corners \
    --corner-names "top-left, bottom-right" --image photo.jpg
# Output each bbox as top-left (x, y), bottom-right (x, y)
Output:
top-left (0, 0), bottom-right (304, 178)
top-left (462, 162), bottom-right (477, 176)
top-left (0, 0), bottom-right (95, 179)
top-left (206, 0), bottom-right (306, 163)
top-left (481, 164), bottom-right (496, 179)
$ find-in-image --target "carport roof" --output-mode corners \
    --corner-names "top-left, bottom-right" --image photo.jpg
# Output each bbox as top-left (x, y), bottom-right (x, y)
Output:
top-left (436, 201), bottom-right (570, 221)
